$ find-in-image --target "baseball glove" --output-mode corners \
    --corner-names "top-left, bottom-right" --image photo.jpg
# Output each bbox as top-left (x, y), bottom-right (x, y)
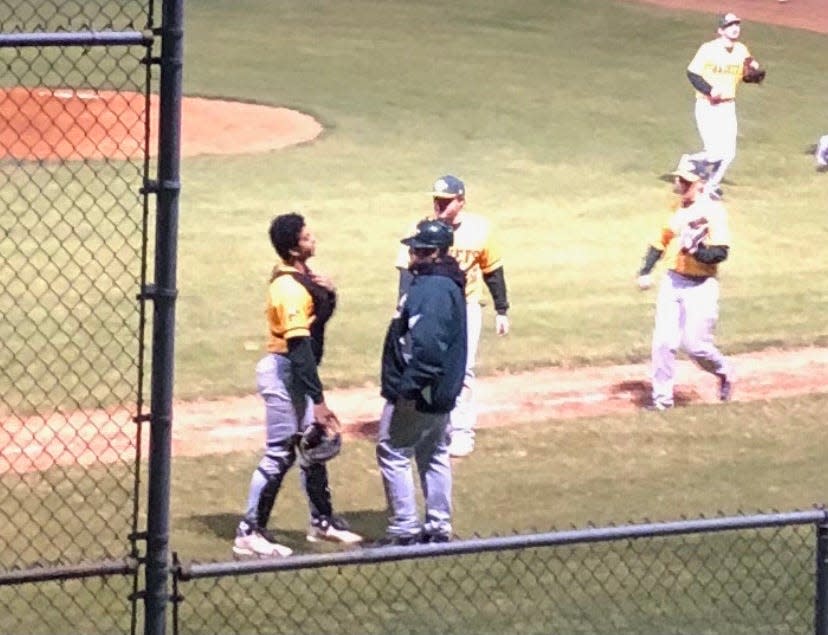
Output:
top-left (742, 57), bottom-right (766, 84)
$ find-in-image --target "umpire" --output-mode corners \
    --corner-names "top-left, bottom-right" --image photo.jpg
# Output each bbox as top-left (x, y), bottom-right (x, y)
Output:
top-left (374, 219), bottom-right (467, 545)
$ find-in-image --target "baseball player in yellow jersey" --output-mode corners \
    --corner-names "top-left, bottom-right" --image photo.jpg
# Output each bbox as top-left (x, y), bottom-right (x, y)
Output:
top-left (685, 12), bottom-right (762, 200)
top-left (395, 175), bottom-right (510, 457)
top-left (233, 213), bottom-right (362, 559)
top-left (636, 156), bottom-right (734, 411)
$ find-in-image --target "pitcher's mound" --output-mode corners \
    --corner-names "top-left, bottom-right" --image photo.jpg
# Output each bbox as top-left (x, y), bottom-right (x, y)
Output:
top-left (0, 87), bottom-right (323, 161)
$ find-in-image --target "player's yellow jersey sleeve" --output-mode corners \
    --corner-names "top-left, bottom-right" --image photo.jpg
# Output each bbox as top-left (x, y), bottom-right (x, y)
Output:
top-left (687, 40), bottom-right (750, 100)
top-left (265, 269), bottom-right (314, 354)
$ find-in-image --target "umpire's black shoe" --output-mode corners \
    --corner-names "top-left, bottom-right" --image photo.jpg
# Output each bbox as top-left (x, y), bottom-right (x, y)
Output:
top-left (421, 532), bottom-right (452, 544)
top-left (365, 533), bottom-right (422, 548)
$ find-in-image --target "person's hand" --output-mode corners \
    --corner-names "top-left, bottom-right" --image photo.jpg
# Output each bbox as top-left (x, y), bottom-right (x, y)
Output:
top-left (311, 273), bottom-right (336, 292)
top-left (708, 89), bottom-right (723, 105)
top-left (495, 314), bottom-right (510, 336)
top-left (636, 274), bottom-right (653, 290)
top-left (313, 402), bottom-right (341, 434)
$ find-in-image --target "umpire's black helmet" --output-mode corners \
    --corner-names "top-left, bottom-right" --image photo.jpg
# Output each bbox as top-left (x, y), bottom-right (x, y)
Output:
top-left (401, 219), bottom-right (454, 250)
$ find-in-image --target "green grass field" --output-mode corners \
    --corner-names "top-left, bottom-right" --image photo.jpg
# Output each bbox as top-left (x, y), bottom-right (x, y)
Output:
top-left (170, 0), bottom-right (828, 398)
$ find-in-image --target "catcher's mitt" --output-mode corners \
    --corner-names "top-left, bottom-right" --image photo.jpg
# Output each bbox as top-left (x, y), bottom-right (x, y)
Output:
top-left (742, 57), bottom-right (766, 84)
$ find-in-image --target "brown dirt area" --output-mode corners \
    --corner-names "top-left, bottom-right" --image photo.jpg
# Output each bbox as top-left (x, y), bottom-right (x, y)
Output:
top-left (2, 1), bottom-right (825, 474)
top-left (0, 87), bottom-right (322, 161)
top-left (4, 346), bottom-right (828, 474)
top-left (617, 0), bottom-right (828, 35)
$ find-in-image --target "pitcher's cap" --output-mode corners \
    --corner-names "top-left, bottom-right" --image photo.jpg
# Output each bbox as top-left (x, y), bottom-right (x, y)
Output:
top-left (718, 13), bottom-right (741, 29)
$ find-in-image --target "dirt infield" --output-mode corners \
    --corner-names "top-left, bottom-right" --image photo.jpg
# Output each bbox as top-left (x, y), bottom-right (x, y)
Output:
top-left (4, 346), bottom-right (828, 474)
top-left (0, 87), bottom-right (322, 161)
top-left (619, 0), bottom-right (828, 35)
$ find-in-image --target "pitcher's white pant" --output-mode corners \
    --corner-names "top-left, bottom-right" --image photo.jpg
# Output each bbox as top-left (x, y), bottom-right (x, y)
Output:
top-left (694, 99), bottom-right (737, 192)
top-left (651, 270), bottom-right (731, 409)
top-left (376, 400), bottom-right (452, 539)
top-left (450, 301), bottom-right (482, 441)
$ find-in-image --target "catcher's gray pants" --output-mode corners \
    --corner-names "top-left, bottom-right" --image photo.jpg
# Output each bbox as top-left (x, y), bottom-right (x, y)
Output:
top-left (376, 399), bottom-right (452, 539)
top-left (651, 271), bottom-right (731, 409)
top-left (242, 354), bottom-right (332, 530)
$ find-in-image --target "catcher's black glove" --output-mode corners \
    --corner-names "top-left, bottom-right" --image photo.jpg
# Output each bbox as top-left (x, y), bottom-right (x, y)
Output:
top-left (743, 57), bottom-right (766, 84)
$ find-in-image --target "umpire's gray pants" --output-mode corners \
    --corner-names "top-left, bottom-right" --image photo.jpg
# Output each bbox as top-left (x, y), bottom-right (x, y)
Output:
top-left (376, 399), bottom-right (452, 539)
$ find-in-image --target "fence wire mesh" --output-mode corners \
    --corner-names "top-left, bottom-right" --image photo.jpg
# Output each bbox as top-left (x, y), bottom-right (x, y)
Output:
top-left (176, 523), bottom-right (816, 635)
top-left (0, 1), bottom-right (150, 33)
top-left (0, 0), bottom-right (152, 583)
top-left (0, 573), bottom-right (136, 635)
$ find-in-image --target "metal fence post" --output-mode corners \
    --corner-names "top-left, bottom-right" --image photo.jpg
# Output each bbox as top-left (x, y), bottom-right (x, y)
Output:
top-left (816, 518), bottom-right (828, 635)
top-left (144, 0), bottom-right (185, 634)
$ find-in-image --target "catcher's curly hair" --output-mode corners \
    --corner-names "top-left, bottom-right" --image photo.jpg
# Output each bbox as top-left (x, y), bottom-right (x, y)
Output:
top-left (269, 212), bottom-right (305, 261)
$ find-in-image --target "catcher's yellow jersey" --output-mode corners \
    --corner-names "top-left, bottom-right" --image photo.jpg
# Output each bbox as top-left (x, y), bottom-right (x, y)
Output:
top-left (652, 195), bottom-right (730, 278)
top-left (687, 39), bottom-right (751, 100)
top-left (265, 264), bottom-right (314, 354)
top-left (396, 211), bottom-right (503, 303)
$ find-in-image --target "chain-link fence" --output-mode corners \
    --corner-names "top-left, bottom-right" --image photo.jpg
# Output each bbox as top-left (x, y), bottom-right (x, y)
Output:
top-left (0, 0), bottom-right (160, 632)
top-left (175, 511), bottom-right (828, 635)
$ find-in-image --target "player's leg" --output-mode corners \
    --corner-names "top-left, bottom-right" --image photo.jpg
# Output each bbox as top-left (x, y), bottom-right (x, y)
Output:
top-left (705, 102), bottom-right (737, 196)
top-left (448, 301), bottom-right (482, 457)
top-left (651, 272), bottom-right (683, 409)
top-left (234, 354), bottom-right (297, 558)
top-left (376, 399), bottom-right (424, 542)
top-left (816, 134), bottom-right (828, 169)
top-left (298, 397), bottom-right (363, 544)
top-left (693, 99), bottom-right (713, 162)
top-left (680, 277), bottom-right (732, 398)
top-left (414, 411), bottom-right (452, 542)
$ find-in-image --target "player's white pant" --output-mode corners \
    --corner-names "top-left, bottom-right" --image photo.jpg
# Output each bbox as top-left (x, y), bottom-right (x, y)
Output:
top-left (694, 99), bottom-right (737, 191)
top-left (376, 399), bottom-right (452, 539)
top-left (816, 134), bottom-right (828, 167)
top-left (651, 271), bottom-right (731, 408)
top-left (449, 301), bottom-right (482, 443)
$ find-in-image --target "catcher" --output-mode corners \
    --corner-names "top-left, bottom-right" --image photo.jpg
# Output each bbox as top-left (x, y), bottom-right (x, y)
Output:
top-left (232, 213), bottom-right (363, 559)
top-left (684, 12), bottom-right (765, 200)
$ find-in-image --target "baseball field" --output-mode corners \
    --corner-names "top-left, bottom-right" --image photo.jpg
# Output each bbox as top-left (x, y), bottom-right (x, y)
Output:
top-left (2, 0), bottom-right (828, 631)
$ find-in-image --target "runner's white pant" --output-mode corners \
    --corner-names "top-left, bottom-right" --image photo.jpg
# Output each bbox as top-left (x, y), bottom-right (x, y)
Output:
top-left (376, 399), bottom-right (452, 538)
top-left (694, 99), bottom-right (737, 191)
top-left (651, 271), bottom-right (731, 408)
top-left (449, 301), bottom-right (482, 440)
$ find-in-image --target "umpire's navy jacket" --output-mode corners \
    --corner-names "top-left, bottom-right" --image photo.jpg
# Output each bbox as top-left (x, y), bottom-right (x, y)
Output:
top-left (380, 257), bottom-right (467, 414)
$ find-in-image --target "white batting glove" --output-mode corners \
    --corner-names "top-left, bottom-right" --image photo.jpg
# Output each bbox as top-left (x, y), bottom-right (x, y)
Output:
top-left (636, 274), bottom-right (653, 290)
top-left (495, 314), bottom-right (510, 336)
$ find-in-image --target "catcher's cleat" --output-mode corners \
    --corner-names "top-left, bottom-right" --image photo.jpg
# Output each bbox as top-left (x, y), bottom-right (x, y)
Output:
top-left (421, 532), bottom-right (452, 544)
top-left (307, 515), bottom-right (363, 544)
top-left (718, 375), bottom-right (734, 402)
top-left (233, 525), bottom-right (293, 559)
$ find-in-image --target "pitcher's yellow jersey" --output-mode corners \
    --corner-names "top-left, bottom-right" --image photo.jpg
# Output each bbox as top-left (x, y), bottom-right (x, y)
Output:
top-left (265, 264), bottom-right (314, 354)
top-left (651, 196), bottom-right (730, 278)
top-left (688, 39), bottom-right (751, 101)
top-left (396, 212), bottom-right (502, 303)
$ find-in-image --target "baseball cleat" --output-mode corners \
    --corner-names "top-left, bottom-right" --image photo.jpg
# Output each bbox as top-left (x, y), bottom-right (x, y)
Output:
top-left (307, 515), bottom-right (363, 544)
top-left (448, 433), bottom-right (474, 458)
top-left (644, 402), bottom-right (673, 412)
top-left (718, 375), bottom-right (734, 402)
top-left (365, 533), bottom-right (422, 548)
top-left (233, 527), bottom-right (293, 558)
